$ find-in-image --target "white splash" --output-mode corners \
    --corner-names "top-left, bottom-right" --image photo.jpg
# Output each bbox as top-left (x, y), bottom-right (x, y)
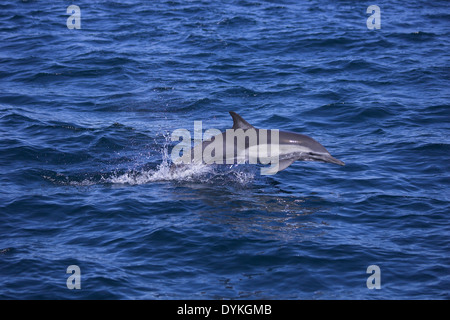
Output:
top-left (45, 134), bottom-right (256, 186)
top-left (106, 162), bottom-right (213, 185)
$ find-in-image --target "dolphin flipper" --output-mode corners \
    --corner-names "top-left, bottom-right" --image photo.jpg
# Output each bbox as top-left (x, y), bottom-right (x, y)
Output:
top-left (277, 158), bottom-right (296, 172)
top-left (261, 158), bottom-right (296, 175)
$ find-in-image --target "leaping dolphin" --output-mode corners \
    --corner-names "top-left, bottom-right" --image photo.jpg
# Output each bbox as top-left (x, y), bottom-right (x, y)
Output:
top-left (172, 111), bottom-right (344, 175)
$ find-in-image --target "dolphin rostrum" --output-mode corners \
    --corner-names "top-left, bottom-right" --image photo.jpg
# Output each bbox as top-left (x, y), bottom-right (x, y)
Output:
top-left (171, 111), bottom-right (344, 175)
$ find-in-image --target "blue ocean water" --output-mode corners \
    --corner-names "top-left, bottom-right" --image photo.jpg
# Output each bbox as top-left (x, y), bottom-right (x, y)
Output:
top-left (0, 0), bottom-right (449, 299)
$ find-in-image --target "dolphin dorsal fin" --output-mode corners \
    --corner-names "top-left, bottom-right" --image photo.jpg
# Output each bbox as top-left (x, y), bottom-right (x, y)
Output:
top-left (229, 111), bottom-right (255, 130)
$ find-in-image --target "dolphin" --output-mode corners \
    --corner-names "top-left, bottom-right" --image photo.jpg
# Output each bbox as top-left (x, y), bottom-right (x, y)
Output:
top-left (173, 111), bottom-right (344, 175)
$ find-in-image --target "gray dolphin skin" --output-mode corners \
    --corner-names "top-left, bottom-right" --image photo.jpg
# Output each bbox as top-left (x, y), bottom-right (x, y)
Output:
top-left (176, 111), bottom-right (344, 174)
